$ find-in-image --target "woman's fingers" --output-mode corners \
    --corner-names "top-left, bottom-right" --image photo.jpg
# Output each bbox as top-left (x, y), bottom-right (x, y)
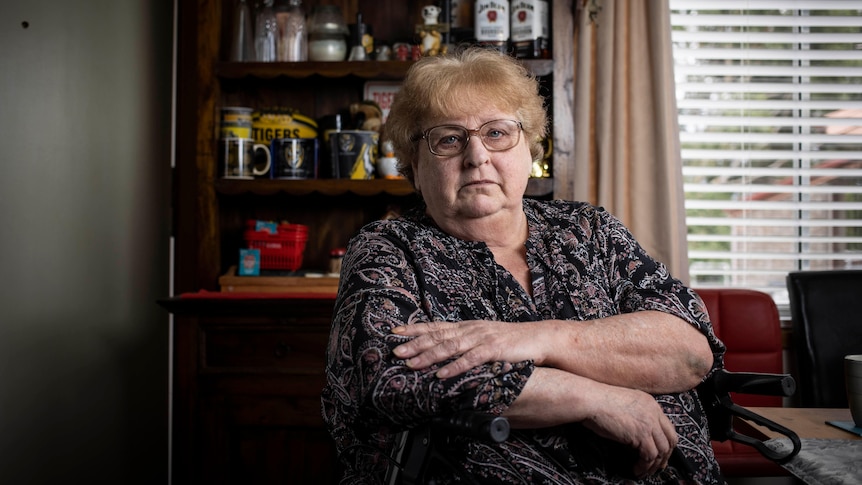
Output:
top-left (584, 386), bottom-right (678, 479)
top-left (392, 321), bottom-right (530, 376)
top-left (392, 322), bottom-right (465, 365)
top-left (630, 409), bottom-right (677, 477)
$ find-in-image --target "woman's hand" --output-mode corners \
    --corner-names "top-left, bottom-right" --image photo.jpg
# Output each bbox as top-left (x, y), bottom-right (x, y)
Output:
top-left (392, 320), bottom-right (548, 378)
top-left (581, 384), bottom-right (679, 479)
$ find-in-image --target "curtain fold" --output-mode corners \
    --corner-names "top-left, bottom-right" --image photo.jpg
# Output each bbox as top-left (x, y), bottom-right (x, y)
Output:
top-left (572, 0), bottom-right (690, 283)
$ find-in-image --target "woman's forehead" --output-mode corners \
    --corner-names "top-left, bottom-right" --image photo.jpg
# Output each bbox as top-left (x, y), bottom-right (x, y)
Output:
top-left (430, 84), bottom-right (508, 113)
top-left (429, 101), bottom-right (513, 125)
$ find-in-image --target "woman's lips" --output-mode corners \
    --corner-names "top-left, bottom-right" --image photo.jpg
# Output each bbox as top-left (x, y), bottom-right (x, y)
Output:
top-left (463, 179), bottom-right (495, 187)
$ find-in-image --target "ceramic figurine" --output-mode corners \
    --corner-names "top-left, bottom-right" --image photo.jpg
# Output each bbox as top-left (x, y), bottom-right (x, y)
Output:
top-left (417, 5), bottom-right (448, 56)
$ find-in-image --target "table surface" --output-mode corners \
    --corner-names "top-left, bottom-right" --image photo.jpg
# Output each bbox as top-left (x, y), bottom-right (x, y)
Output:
top-left (742, 407), bottom-right (859, 440)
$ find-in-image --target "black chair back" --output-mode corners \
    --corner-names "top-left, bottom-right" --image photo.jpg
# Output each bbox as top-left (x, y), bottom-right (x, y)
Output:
top-left (787, 269), bottom-right (862, 407)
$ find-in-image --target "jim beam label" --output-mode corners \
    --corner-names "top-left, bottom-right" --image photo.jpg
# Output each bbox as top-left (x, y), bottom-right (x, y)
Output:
top-left (475, 0), bottom-right (509, 51)
top-left (511, 0), bottom-right (549, 59)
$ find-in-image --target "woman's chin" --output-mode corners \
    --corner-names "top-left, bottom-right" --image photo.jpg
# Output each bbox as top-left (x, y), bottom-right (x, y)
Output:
top-left (457, 196), bottom-right (511, 219)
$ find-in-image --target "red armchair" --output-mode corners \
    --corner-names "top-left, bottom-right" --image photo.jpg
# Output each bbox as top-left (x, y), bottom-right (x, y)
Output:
top-left (696, 288), bottom-right (789, 477)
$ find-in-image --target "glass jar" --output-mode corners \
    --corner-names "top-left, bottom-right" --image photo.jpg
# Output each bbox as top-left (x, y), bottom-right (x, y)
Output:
top-left (255, 0), bottom-right (278, 62)
top-left (328, 248), bottom-right (346, 275)
top-left (229, 0), bottom-right (255, 61)
top-left (308, 5), bottom-right (348, 61)
top-left (275, 0), bottom-right (307, 61)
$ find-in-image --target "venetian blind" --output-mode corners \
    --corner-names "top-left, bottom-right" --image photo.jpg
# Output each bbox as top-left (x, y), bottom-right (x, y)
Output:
top-left (669, 0), bottom-right (862, 307)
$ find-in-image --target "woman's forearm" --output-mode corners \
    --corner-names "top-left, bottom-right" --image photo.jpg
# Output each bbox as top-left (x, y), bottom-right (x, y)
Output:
top-left (392, 311), bottom-right (714, 395)
top-left (538, 311), bottom-right (714, 394)
top-left (502, 367), bottom-right (598, 427)
top-left (504, 366), bottom-right (680, 478)
top-left (502, 367), bottom-right (674, 433)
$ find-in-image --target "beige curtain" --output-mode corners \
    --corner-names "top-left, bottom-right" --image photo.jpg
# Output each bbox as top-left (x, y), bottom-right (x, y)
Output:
top-left (572, 0), bottom-right (690, 283)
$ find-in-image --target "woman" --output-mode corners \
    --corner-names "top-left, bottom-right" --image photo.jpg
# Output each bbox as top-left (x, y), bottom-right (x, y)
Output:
top-left (321, 47), bottom-right (726, 484)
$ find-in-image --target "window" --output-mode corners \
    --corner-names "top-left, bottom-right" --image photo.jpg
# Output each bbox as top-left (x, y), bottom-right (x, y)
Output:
top-left (670, 0), bottom-right (862, 309)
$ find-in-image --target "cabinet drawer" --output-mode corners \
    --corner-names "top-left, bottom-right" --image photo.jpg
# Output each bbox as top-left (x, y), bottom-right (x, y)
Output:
top-left (203, 326), bottom-right (329, 372)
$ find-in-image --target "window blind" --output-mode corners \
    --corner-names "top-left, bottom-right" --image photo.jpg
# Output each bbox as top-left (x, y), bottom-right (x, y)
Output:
top-left (669, 0), bottom-right (862, 307)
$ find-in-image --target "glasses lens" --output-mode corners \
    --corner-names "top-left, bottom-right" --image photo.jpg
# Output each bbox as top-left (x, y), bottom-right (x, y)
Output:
top-left (480, 120), bottom-right (520, 151)
top-left (424, 119), bottom-right (522, 156)
top-left (427, 126), bottom-right (468, 156)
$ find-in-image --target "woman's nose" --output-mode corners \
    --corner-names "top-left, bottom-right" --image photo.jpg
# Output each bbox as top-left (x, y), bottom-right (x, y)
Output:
top-left (462, 136), bottom-right (490, 167)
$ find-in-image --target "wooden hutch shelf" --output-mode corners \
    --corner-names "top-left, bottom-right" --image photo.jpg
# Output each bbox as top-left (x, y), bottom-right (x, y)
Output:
top-left (213, 177), bottom-right (554, 197)
top-left (215, 59), bottom-right (554, 79)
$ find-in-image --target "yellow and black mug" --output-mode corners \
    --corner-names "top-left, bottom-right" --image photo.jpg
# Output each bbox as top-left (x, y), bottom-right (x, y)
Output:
top-left (220, 138), bottom-right (271, 179)
top-left (331, 130), bottom-right (379, 179)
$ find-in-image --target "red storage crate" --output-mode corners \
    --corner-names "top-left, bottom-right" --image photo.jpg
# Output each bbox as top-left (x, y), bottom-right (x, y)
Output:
top-left (243, 223), bottom-right (309, 271)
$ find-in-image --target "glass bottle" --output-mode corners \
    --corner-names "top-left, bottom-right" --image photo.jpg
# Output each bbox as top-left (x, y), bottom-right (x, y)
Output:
top-left (511, 0), bottom-right (550, 59)
top-left (475, 0), bottom-right (509, 53)
top-left (229, 0), bottom-right (255, 61)
top-left (449, 0), bottom-right (475, 44)
top-left (255, 0), bottom-right (278, 62)
top-left (276, 0), bottom-right (307, 61)
top-left (308, 5), bottom-right (348, 61)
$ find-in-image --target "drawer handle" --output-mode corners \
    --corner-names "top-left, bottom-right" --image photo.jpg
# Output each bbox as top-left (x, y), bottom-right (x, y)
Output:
top-left (274, 341), bottom-right (292, 358)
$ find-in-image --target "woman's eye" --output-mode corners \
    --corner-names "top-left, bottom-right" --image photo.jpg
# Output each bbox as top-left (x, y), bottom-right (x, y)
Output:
top-left (439, 135), bottom-right (461, 146)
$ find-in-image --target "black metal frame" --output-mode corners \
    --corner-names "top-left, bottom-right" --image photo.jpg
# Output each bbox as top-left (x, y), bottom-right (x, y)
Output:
top-left (386, 369), bottom-right (802, 484)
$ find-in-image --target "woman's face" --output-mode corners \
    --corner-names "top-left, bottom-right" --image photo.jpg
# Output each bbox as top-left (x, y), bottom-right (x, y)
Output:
top-left (412, 107), bottom-right (533, 226)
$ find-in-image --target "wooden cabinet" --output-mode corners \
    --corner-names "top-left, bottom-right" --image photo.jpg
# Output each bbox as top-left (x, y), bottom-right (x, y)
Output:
top-left (171, 1), bottom-right (574, 482)
top-left (162, 296), bottom-right (340, 484)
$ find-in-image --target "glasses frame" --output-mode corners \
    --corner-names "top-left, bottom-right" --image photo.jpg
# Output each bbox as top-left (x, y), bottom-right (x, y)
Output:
top-left (419, 119), bottom-right (523, 157)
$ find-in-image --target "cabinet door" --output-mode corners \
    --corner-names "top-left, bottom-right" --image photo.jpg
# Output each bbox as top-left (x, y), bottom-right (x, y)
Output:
top-left (196, 320), bottom-right (334, 484)
top-left (168, 304), bottom-right (339, 484)
top-left (197, 377), bottom-right (337, 484)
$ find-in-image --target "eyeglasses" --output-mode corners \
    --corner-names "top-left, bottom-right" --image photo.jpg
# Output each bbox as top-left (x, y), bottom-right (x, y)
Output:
top-left (419, 119), bottom-right (523, 157)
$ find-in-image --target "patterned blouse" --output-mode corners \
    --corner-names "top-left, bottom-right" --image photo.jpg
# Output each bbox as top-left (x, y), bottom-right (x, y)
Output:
top-left (321, 199), bottom-right (727, 484)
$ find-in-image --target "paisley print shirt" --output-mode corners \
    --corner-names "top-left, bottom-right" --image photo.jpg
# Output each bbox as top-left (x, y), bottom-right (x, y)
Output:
top-left (321, 199), bottom-right (727, 484)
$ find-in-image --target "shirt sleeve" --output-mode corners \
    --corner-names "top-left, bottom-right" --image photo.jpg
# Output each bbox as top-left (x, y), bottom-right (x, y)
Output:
top-left (594, 208), bottom-right (727, 370)
top-left (323, 223), bottom-right (534, 438)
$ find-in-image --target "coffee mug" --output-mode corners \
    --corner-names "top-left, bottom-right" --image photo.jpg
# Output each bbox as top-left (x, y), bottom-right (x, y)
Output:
top-left (266, 137), bottom-right (318, 179)
top-left (220, 121), bottom-right (253, 140)
top-left (220, 138), bottom-right (271, 179)
top-left (331, 130), bottom-right (379, 179)
top-left (221, 106), bottom-right (253, 123)
top-left (846, 354), bottom-right (862, 427)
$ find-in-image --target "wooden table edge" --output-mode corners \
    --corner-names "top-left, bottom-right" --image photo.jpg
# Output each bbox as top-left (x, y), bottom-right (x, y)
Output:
top-left (735, 407), bottom-right (858, 441)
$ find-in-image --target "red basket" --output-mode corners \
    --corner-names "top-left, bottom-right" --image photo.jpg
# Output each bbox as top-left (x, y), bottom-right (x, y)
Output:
top-left (244, 223), bottom-right (309, 271)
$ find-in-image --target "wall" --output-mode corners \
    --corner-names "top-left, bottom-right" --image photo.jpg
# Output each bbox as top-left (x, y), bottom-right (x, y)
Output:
top-left (0, 1), bottom-right (173, 483)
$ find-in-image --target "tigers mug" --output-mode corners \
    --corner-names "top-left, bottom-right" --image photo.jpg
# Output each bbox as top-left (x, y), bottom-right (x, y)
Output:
top-left (331, 130), bottom-right (379, 179)
top-left (266, 137), bottom-right (318, 179)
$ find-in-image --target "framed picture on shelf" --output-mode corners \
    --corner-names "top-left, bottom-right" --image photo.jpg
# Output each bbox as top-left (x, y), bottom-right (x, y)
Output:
top-left (363, 81), bottom-right (402, 123)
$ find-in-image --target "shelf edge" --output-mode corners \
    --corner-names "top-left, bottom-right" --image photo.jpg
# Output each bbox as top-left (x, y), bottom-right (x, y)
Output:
top-left (215, 59), bottom-right (553, 80)
top-left (214, 177), bottom-right (553, 198)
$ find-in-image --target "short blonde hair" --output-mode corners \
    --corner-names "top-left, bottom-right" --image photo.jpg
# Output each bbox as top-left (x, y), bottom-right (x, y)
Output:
top-left (384, 47), bottom-right (549, 185)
